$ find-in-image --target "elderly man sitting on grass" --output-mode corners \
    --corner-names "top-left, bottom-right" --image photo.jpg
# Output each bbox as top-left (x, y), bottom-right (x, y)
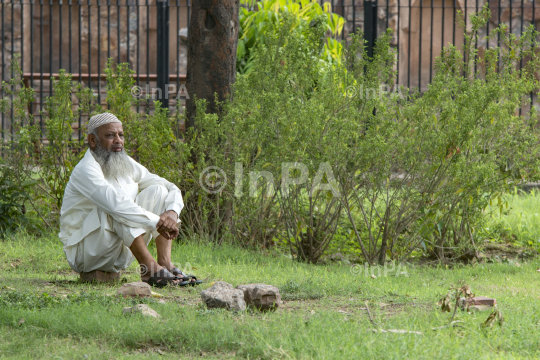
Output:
top-left (59, 112), bottom-right (201, 287)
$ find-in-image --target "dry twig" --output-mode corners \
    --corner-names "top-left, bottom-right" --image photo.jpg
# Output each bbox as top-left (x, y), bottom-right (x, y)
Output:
top-left (364, 301), bottom-right (379, 327)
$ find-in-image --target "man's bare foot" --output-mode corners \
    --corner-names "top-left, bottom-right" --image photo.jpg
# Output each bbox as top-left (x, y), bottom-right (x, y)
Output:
top-left (166, 265), bottom-right (201, 285)
top-left (156, 262), bottom-right (197, 284)
top-left (139, 263), bottom-right (183, 286)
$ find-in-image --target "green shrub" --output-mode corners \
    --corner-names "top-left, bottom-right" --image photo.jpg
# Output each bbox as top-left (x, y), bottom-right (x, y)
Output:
top-left (0, 177), bottom-right (39, 237)
top-left (181, 13), bottom-right (348, 261)
top-left (337, 8), bottom-right (540, 264)
top-left (0, 55), bottom-right (96, 230)
top-left (186, 6), bottom-right (540, 264)
top-left (237, 0), bottom-right (345, 74)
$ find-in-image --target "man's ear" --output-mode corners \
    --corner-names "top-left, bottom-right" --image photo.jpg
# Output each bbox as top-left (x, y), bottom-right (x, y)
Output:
top-left (88, 133), bottom-right (97, 149)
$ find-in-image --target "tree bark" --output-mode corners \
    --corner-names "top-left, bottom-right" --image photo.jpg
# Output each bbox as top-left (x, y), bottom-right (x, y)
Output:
top-left (185, 0), bottom-right (240, 130)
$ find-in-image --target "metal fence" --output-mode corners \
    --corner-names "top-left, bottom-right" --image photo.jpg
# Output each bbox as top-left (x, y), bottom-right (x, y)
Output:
top-left (331, 0), bottom-right (540, 93)
top-left (1, 0), bottom-right (191, 141)
top-left (0, 0), bottom-right (539, 141)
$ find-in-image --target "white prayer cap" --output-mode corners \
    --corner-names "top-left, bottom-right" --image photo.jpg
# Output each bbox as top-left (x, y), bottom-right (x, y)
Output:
top-left (87, 112), bottom-right (122, 134)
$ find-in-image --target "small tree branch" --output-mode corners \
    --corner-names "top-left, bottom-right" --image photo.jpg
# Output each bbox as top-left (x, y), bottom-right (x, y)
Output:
top-left (365, 301), bottom-right (379, 327)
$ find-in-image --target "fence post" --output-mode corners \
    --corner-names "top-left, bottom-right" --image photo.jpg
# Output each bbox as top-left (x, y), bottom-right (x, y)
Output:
top-left (364, 0), bottom-right (378, 133)
top-left (157, 0), bottom-right (170, 110)
top-left (364, 0), bottom-right (377, 59)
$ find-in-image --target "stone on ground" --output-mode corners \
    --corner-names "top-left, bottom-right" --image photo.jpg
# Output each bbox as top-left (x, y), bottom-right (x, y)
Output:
top-left (467, 304), bottom-right (494, 312)
top-left (117, 282), bottom-right (152, 297)
top-left (236, 283), bottom-right (281, 310)
top-left (80, 270), bottom-right (120, 283)
top-left (122, 304), bottom-right (161, 318)
top-left (469, 296), bottom-right (497, 306)
top-left (200, 281), bottom-right (246, 311)
top-left (459, 296), bottom-right (497, 311)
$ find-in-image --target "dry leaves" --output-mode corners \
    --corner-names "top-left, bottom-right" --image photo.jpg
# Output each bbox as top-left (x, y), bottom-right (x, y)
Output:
top-left (482, 310), bottom-right (504, 328)
top-left (437, 294), bottom-right (452, 312)
top-left (459, 284), bottom-right (474, 298)
top-left (438, 284), bottom-right (476, 313)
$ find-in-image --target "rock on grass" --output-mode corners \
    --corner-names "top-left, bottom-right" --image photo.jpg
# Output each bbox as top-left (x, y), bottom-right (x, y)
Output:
top-left (236, 284), bottom-right (281, 310)
top-left (200, 281), bottom-right (246, 311)
top-left (122, 304), bottom-right (161, 318)
top-left (117, 282), bottom-right (152, 297)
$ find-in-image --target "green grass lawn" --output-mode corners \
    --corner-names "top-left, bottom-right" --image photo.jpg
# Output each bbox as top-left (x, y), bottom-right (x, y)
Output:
top-left (1, 232), bottom-right (540, 359)
top-left (484, 188), bottom-right (540, 249)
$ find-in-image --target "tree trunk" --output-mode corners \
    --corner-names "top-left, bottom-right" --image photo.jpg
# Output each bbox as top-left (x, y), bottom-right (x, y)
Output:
top-left (185, 0), bottom-right (240, 130)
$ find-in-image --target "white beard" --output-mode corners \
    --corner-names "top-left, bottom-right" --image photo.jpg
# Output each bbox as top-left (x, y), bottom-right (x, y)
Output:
top-left (90, 143), bottom-right (134, 179)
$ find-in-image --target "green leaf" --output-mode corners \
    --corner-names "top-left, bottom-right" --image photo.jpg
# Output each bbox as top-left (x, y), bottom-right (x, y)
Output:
top-left (21, 180), bottom-right (37, 188)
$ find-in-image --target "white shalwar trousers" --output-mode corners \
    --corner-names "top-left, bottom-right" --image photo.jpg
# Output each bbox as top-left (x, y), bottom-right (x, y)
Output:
top-left (72, 184), bottom-right (170, 273)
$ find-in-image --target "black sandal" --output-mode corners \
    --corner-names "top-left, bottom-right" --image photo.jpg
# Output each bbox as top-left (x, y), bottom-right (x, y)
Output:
top-left (143, 269), bottom-right (189, 288)
top-left (170, 267), bottom-right (203, 286)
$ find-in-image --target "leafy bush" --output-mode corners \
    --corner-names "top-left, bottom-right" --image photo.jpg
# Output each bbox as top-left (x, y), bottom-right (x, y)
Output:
top-left (237, 0), bottom-right (345, 74)
top-left (186, 6), bottom-right (540, 264)
top-left (336, 8), bottom-right (540, 264)
top-left (181, 13), bottom-right (348, 262)
top-left (0, 55), bottom-right (96, 230)
top-left (0, 178), bottom-right (39, 237)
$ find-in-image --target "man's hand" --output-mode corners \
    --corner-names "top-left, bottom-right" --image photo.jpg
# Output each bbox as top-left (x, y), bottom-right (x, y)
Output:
top-left (159, 228), bottom-right (179, 240)
top-left (156, 210), bottom-right (179, 240)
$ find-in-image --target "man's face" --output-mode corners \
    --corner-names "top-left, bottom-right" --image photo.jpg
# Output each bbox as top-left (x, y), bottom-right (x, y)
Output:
top-left (88, 122), bottom-right (124, 152)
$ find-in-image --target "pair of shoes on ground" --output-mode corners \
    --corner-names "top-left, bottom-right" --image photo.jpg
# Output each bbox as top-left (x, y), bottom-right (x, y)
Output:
top-left (143, 267), bottom-right (203, 288)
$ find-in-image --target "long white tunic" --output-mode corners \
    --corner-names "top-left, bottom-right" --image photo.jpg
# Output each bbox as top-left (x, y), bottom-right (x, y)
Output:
top-left (59, 148), bottom-right (184, 272)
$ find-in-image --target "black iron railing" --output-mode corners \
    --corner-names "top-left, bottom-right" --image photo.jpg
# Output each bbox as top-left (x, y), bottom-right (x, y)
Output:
top-left (1, 0), bottom-right (191, 140)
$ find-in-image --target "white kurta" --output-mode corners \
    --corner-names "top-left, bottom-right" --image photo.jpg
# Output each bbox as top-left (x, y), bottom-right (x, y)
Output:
top-left (59, 148), bottom-right (184, 273)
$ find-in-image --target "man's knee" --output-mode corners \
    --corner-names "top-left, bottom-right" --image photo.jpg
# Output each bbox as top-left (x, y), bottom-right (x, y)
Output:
top-left (149, 184), bottom-right (168, 197)
top-left (136, 184), bottom-right (169, 213)
top-left (144, 184), bottom-right (168, 202)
